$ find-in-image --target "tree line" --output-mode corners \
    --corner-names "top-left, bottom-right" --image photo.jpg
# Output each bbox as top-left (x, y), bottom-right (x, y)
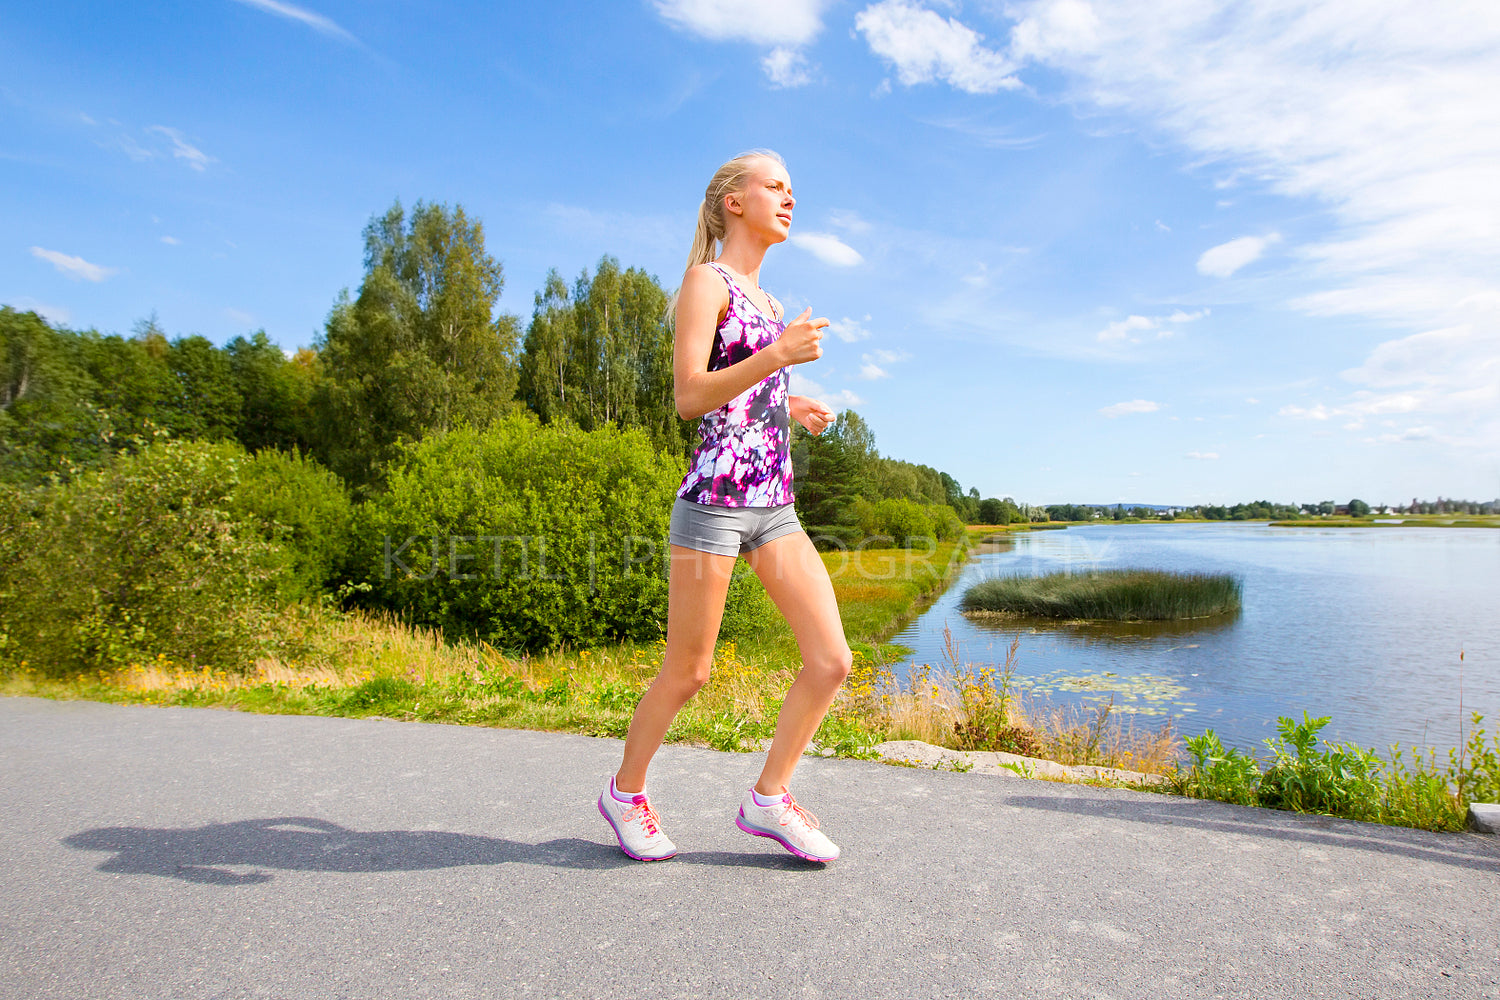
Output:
top-left (1, 198), bottom-right (997, 540)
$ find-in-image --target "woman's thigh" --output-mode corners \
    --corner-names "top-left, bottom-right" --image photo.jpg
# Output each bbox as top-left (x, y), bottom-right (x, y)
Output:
top-left (664, 544), bottom-right (737, 662)
top-left (742, 531), bottom-right (846, 656)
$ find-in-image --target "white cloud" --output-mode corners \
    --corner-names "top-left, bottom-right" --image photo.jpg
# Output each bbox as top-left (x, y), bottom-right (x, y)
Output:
top-left (1154, 219), bottom-right (1170, 232)
top-left (1096, 307), bottom-right (1207, 343)
top-left (229, 0), bottom-right (359, 44)
top-left (1278, 403), bottom-right (1333, 421)
top-left (856, 0), bottom-right (1021, 94)
top-left (1197, 234), bottom-right (1279, 277)
top-left (789, 231), bottom-right (864, 267)
top-left (1099, 399), bottom-right (1159, 418)
top-left (858, 347), bottom-right (910, 379)
top-left (160, 235), bottom-right (180, 245)
top-left (146, 126), bottom-right (215, 171)
top-left (1001, 0), bottom-right (1500, 448)
top-left (654, 0), bottom-right (830, 46)
top-left (828, 315), bottom-right (872, 342)
top-left (656, 0), bottom-right (830, 83)
top-left (791, 372), bottom-right (864, 407)
top-left (30, 247), bottom-right (117, 282)
top-left (1185, 451), bottom-right (1219, 460)
top-left (762, 47), bottom-right (814, 87)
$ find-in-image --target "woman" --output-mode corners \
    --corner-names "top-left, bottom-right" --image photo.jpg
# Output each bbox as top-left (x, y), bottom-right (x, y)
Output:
top-left (598, 150), bottom-right (852, 863)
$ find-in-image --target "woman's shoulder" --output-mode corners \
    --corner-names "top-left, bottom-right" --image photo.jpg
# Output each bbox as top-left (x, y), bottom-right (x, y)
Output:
top-left (682, 262), bottom-right (733, 298)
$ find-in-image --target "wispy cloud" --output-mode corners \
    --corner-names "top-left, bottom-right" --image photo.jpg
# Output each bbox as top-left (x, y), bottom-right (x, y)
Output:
top-left (1096, 308), bottom-right (1207, 343)
top-left (145, 126), bottom-right (215, 171)
top-left (160, 235), bottom-right (181, 246)
top-left (229, 0), bottom-right (359, 45)
top-left (828, 315), bottom-right (872, 342)
top-left (858, 347), bottom-right (910, 380)
top-left (856, 0), bottom-right (1021, 94)
top-left (1185, 451), bottom-right (1219, 460)
top-left (791, 372), bottom-right (863, 408)
top-left (1197, 234), bottom-right (1279, 278)
top-left (763, 47), bottom-right (814, 87)
top-left (30, 247), bottom-right (117, 282)
top-left (9, 297), bottom-right (71, 324)
top-left (1000, 0), bottom-right (1500, 446)
top-left (655, 0), bottom-right (831, 85)
top-left (789, 231), bottom-right (864, 267)
top-left (1100, 399), bottom-right (1159, 418)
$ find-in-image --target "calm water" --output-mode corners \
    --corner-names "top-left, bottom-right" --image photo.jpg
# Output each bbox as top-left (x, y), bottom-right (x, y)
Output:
top-left (889, 523), bottom-right (1499, 755)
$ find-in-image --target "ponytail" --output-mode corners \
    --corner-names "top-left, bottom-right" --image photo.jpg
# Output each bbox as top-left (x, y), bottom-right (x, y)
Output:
top-left (666, 148), bottom-right (786, 323)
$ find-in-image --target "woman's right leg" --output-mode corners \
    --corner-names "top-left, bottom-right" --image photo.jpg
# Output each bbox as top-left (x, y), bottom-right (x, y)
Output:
top-left (614, 544), bottom-right (737, 793)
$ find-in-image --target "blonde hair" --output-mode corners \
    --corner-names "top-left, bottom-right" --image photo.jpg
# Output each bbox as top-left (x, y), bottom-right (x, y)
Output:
top-left (667, 149), bottom-right (786, 321)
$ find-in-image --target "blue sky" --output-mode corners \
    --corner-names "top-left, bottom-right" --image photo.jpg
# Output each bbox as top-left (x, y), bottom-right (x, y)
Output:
top-left (4, 1), bottom-right (1497, 506)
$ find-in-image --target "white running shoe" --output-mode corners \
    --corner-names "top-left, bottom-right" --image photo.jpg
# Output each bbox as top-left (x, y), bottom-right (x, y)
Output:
top-left (736, 787), bottom-right (840, 862)
top-left (598, 778), bottom-right (677, 861)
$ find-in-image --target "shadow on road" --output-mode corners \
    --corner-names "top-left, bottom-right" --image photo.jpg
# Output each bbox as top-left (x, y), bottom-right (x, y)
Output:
top-left (1005, 794), bottom-right (1500, 872)
top-left (63, 817), bottom-right (822, 885)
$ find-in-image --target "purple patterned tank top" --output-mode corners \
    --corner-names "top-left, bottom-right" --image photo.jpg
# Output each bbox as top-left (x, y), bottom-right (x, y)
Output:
top-left (676, 262), bottom-right (794, 508)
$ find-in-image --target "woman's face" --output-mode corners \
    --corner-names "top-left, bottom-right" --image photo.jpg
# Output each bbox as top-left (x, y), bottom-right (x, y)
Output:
top-left (726, 158), bottom-right (795, 244)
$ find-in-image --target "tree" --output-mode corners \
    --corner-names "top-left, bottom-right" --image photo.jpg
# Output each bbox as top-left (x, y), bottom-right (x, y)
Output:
top-left (227, 330), bottom-right (315, 454)
top-left (0, 308), bottom-right (111, 484)
top-left (166, 334), bottom-right (242, 442)
top-left (1348, 498), bottom-right (1370, 517)
top-left (313, 199), bottom-right (520, 490)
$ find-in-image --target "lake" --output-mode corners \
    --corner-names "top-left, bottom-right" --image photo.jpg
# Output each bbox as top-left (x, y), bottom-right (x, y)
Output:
top-left (888, 523), bottom-right (1499, 756)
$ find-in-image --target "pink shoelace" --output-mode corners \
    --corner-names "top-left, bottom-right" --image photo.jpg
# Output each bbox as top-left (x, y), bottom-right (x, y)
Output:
top-left (777, 794), bottom-right (820, 830)
top-left (622, 798), bottom-right (663, 837)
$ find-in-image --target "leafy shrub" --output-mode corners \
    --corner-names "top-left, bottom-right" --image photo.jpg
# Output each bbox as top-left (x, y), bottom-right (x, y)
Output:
top-left (928, 504), bottom-right (965, 542)
top-left (361, 414), bottom-right (683, 652)
top-left (228, 446), bottom-right (355, 602)
top-left (1257, 713), bottom-right (1383, 821)
top-left (718, 562), bottom-right (778, 642)
top-left (1178, 730), bottom-right (1261, 806)
top-left (873, 498), bottom-right (934, 548)
top-left (0, 438), bottom-right (278, 676)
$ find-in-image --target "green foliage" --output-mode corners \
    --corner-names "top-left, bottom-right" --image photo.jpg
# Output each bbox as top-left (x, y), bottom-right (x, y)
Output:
top-left (226, 330), bottom-right (316, 454)
top-left (871, 497), bottom-right (935, 548)
top-left (227, 447), bottom-right (356, 603)
top-left (961, 569), bottom-right (1242, 621)
top-left (1257, 713), bottom-right (1384, 821)
top-left (0, 438), bottom-right (279, 676)
top-left (1452, 712), bottom-right (1500, 805)
top-left (360, 413), bottom-right (683, 652)
top-left (519, 258), bottom-right (692, 460)
top-left (718, 562), bottom-right (779, 643)
top-left (313, 200), bottom-right (521, 491)
top-left (1179, 730), bottom-right (1261, 806)
top-left (1175, 713), bottom-right (1481, 831)
top-left (0, 307), bottom-right (116, 485)
top-left (1347, 498), bottom-right (1371, 517)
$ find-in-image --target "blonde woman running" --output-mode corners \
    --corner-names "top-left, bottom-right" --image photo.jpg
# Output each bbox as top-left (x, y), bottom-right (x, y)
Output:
top-left (598, 150), bottom-right (851, 863)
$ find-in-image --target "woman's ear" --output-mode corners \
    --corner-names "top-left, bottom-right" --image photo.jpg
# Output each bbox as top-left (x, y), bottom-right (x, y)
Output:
top-left (724, 191), bottom-right (743, 217)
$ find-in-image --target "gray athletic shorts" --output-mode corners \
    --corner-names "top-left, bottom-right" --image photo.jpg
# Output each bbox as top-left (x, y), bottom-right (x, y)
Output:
top-left (668, 498), bottom-right (804, 557)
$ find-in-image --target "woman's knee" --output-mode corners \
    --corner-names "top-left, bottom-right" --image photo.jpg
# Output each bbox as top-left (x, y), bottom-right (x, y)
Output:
top-left (657, 656), bottom-right (713, 698)
top-left (805, 645), bottom-right (853, 686)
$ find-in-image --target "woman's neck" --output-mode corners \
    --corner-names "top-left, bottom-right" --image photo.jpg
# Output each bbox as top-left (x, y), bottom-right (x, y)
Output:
top-left (716, 232), bottom-right (770, 287)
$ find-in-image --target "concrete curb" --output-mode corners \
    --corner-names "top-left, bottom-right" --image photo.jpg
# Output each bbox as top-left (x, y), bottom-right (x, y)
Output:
top-left (1468, 802), bottom-right (1500, 834)
top-left (874, 738), bottom-right (1170, 787)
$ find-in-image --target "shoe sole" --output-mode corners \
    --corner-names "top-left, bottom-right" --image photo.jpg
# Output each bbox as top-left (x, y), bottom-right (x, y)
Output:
top-left (736, 808), bottom-right (838, 863)
top-left (597, 796), bottom-right (676, 861)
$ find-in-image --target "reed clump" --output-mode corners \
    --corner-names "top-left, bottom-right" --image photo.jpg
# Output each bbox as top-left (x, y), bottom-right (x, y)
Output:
top-left (960, 569), bottom-right (1241, 621)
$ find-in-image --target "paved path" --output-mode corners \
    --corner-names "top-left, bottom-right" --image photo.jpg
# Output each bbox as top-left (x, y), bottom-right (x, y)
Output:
top-left (3, 696), bottom-right (1498, 999)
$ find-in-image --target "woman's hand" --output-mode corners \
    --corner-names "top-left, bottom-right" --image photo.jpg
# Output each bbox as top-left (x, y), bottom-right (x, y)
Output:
top-left (791, 395), bottom-right (837, 436)
top-left (774, 308), bottom-right (829, 367)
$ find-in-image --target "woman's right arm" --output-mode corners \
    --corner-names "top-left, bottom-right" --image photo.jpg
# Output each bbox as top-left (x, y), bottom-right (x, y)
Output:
top-left (672, 265), bottom-right (829, 421)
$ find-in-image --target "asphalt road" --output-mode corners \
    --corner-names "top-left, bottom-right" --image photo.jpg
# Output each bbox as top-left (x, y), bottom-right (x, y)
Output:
top-left (3, 696), bottom-right (1498, 999)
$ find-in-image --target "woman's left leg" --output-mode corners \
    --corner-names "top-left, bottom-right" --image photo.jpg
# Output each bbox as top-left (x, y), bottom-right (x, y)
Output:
top-left (742, 530), bottom-right (853, 795)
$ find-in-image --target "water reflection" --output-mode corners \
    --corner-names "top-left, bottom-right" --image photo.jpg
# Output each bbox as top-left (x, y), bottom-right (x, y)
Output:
top-left (962, 610), bottom-right (1241, 646)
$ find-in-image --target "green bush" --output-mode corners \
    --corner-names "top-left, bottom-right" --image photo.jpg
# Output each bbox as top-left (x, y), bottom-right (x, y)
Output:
top-left (928, 504), bottom-right (964, 542)
top-left (228, 447), bottom-right (355, 603)
top-left (873, 498), bottom-right (935, 548)
top-left (718, 562), bottom-right (778, 643)
top-left (0, 438), bottom-right (279, 676)
top-left (360, 414), bottom-right (684, 652)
